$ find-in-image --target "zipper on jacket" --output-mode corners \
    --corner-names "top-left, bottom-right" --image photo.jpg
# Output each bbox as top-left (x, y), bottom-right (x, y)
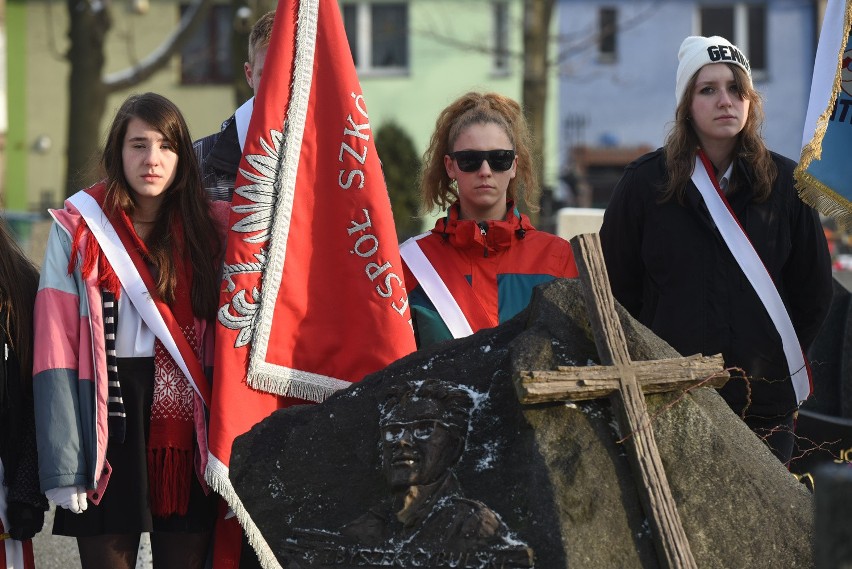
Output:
top-left (477, 221), bottom-right (489, 258)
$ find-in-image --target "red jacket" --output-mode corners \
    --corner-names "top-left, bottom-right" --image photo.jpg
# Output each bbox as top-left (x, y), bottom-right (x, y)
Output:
top-left (402, 204), bottom-right (578, 348)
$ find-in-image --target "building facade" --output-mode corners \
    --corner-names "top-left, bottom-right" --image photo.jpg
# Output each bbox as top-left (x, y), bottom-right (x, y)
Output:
top-left (557, 0), bottom-right (823, 206)
top-left (5, 0), bottom-right (561, 218)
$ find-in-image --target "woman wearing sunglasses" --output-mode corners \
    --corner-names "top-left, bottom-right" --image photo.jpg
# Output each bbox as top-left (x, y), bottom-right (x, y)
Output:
top-left (400, 92), bottom-right (578, 349)
top-left (599, 36), bottom-right (832, 465)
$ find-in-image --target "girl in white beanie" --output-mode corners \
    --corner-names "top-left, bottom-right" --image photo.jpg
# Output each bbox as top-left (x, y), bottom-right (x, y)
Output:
top-left (599, 35), bottom-right (833, 466)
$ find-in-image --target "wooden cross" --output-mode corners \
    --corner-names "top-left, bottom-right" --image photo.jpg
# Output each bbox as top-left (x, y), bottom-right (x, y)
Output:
top-left (515, 233), bottom-right (729, 569)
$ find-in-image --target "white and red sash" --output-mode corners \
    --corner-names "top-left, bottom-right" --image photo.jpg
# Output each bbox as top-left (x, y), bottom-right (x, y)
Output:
top-left (691, 152), bottom-right (811, 404)
top-left (234, 96), bottom-right (253, 152)
top-left (67, 190), bottom-right (210, 405)
top-left (400, 235), bottom-right (474, 339)
top-left (401, 233), bottom-right (497, 338)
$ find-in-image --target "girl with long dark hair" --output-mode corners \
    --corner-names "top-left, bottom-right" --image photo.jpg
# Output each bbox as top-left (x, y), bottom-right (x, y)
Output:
top-left (34, 92), bottom-right (227, 568)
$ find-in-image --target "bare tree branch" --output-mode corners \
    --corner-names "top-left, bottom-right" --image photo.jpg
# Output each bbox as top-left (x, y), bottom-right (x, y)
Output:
top-left (552, 1), bottom-right (666, 67)
top-left (105, 0), bottom-right (213, 92)
top-left (63, 0), bottom-right (214, 196)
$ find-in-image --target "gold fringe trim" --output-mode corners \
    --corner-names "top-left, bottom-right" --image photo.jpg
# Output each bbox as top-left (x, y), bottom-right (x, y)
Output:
top-left (795, 0), bottom-right (852, 220)
top-left (796, 171), bottom-right (852, 231)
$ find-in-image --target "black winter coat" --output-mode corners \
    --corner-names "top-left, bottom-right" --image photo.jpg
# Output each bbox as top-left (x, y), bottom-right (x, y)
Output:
top-left (600, 149), bottom-right (833, 417)
top-left (193, 114), bottom-right (240, 203)
top-left (1, 306), bottom-right (48, 539)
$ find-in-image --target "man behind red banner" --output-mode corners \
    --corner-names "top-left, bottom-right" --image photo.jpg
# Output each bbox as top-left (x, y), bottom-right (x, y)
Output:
top-left (206, 1), bottom-right (416, 567)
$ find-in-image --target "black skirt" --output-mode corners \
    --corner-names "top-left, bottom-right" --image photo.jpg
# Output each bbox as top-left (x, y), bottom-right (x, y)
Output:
top-left (53, 357), bottom-right (216, 537)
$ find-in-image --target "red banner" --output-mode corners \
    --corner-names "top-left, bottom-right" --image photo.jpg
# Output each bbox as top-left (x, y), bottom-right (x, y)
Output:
top-left (207, 1), bottom-right (416, 566)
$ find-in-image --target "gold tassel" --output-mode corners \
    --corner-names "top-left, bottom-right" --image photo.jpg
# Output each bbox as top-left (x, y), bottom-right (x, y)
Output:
top-left (794, 1), bottom-right (852, 220)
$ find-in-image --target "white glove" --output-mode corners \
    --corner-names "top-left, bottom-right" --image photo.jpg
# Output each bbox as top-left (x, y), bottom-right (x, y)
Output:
top-left (46, 486), bottom-right (88, 514)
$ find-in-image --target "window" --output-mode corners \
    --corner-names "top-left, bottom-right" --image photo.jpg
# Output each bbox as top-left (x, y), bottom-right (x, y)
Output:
top-left (179, 4), bottom-right (233, 85)
top-left (493, 1), bottom-right (511, 74)
top-left (342, 2), bottom-right (409, 75)
top-left (699, 3), bottom-right (766, 74)
top-left (598, 7), bottom-right (617, 63)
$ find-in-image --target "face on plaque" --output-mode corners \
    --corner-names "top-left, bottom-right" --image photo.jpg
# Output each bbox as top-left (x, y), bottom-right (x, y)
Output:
top-left (284, 379), bottom-right (534, 568)
top-left (380, 397), bottom-right (465, 489)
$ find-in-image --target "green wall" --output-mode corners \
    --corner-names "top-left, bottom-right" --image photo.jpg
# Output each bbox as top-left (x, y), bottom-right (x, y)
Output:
top-left (19, 0), bottom-right (559, 215)
top-left (24, 1), bottom-right (234, 212)
top-left (5, 0), bottom-right (26, 211)
top-left (356, 0), bottom-right (561, 193)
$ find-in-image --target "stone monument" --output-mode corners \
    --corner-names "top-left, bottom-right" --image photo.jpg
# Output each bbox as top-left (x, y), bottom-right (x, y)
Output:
top-left (231, 275), bottom-right (814, 569)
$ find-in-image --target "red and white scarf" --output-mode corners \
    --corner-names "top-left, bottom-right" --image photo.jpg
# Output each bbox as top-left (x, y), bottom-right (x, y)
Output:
top-left (69, 183), bottom-right (207, 516)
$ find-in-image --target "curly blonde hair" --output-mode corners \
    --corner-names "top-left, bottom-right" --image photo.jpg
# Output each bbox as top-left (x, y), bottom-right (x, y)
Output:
top-left (662, 63), bottom-right (775, 203)
top-left (419, 92), bottom-right (537, 213)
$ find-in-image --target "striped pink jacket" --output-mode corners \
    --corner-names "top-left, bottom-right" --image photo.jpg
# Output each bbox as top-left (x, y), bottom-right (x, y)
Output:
top-left (33, 192), bottom-right (227, 500)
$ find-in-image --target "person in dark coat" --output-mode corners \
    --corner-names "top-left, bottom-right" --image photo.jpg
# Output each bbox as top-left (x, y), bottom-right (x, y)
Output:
top-left (0, 217), bottom-right (48, 567)
top-left (599, 35), bottom-right (833, 465)
top-left (193, 11), bottom-right (274, 202)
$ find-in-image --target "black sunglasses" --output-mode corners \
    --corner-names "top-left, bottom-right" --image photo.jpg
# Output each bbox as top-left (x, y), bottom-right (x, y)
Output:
top-left (449, 149), bottom-right (516, 173)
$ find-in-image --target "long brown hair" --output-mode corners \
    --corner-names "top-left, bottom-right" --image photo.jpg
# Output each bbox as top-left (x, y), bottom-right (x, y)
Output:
top-left (420, 92), bottom-right (537, 213)
top-left (0, 219), bottom-right (39, 375)
top-left (662, 63), bottom-right (776, 203)
top-left (101, 92), bottom-right (220, 319)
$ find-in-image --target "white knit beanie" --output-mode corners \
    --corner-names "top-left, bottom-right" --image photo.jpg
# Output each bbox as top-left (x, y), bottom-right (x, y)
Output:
top-left (675, 35), bottom-right (752, 107)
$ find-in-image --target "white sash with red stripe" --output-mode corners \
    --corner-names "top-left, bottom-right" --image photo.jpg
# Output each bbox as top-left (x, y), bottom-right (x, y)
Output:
top-left (691, 154), bottom-right (811, 404)
top-left (400, 234), bottom-right (474, 339)
top-left (67, 191), bottom-right (209, 404)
